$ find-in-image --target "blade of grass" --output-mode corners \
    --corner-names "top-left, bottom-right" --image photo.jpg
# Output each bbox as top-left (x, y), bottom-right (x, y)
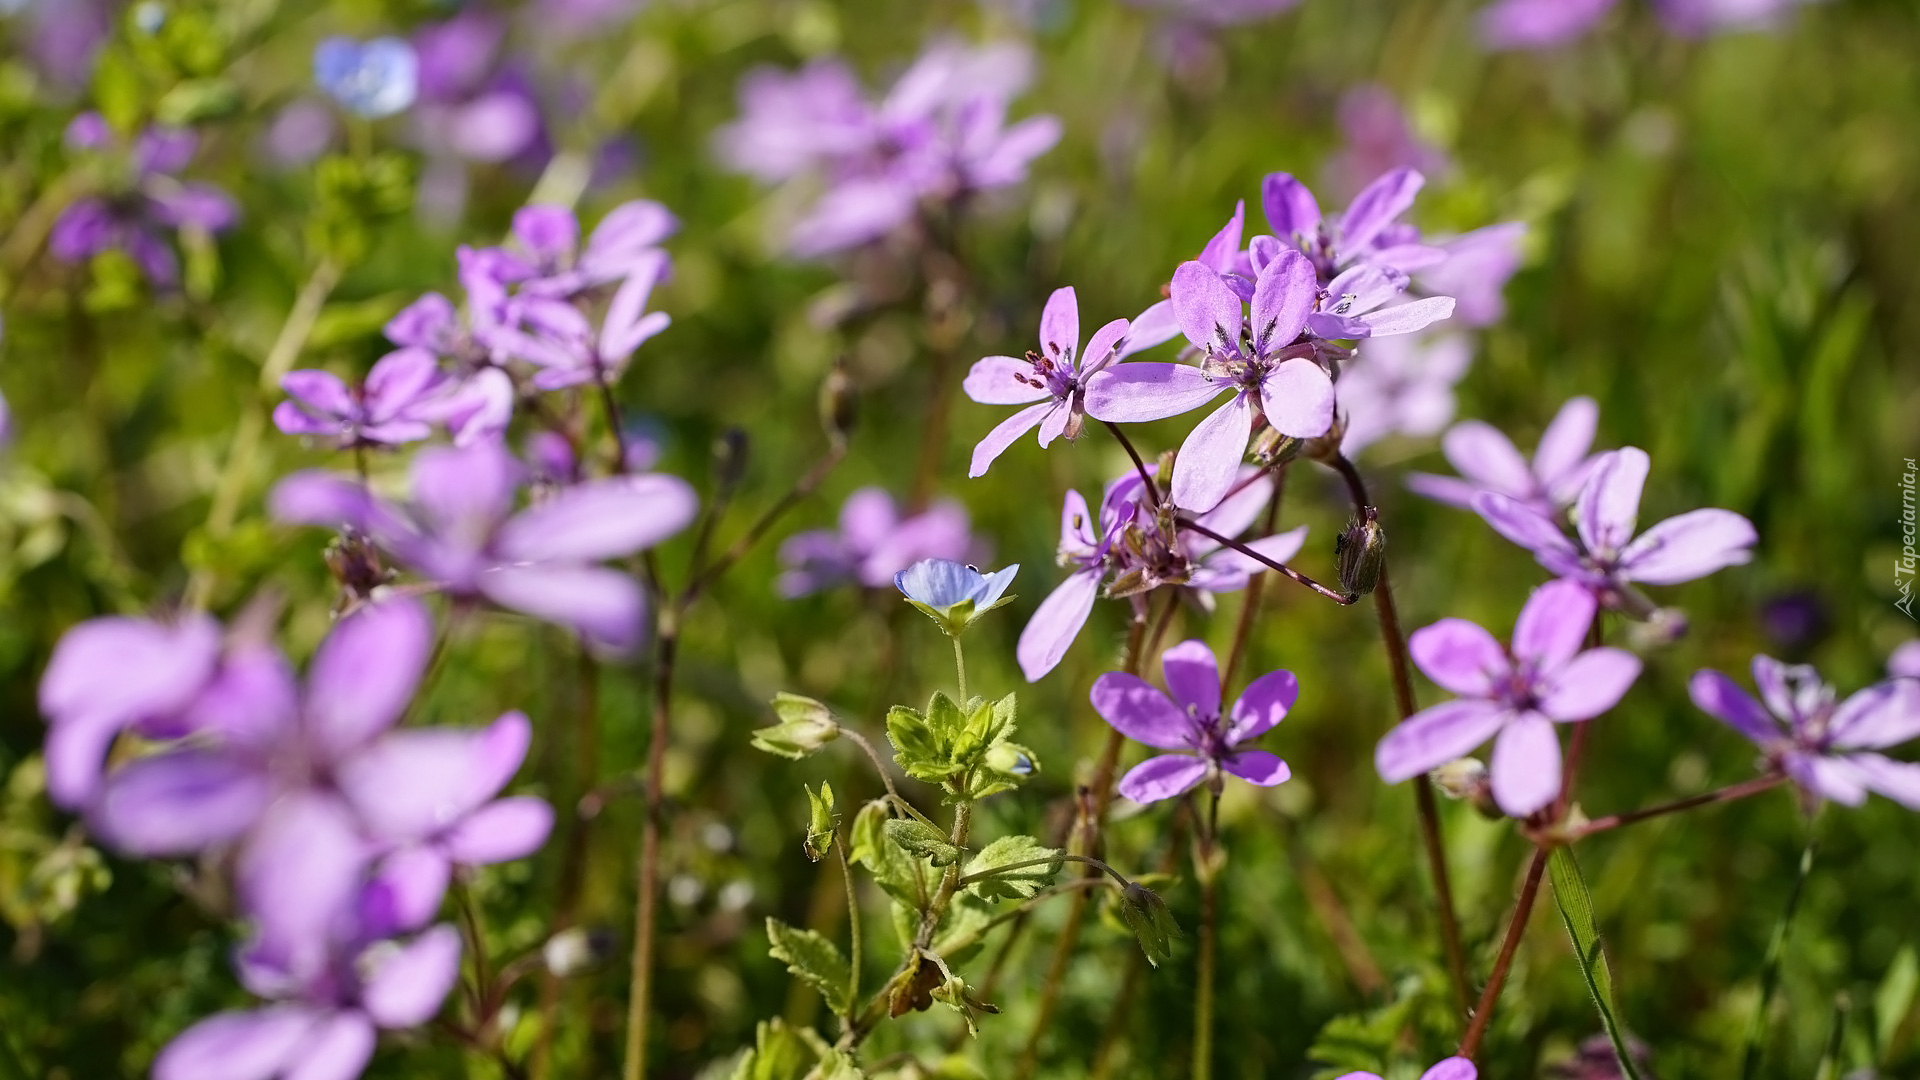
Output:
top-left (1547, 847), bottom-right (1644, 1080)
top-left (1741, 834), bottom-right (1818, 1080)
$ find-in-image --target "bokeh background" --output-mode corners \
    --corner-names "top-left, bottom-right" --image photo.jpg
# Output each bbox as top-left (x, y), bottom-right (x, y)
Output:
top-left (1, 0), bottom-right (1918, 1077)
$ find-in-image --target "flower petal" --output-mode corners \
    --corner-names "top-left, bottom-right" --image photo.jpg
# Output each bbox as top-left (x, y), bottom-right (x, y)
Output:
top-left (1017, 568), bottom-right (1102, 682)
top-left (1490, 713), bottom-right (1560, 817)
top-left (1116, 300), bottom-right (1181, 359)
top-left (1340, 168), bottom-right (1424, 252)
top-left (238, 792), bottom-right (368, 962)
top-left (1117, 754), bottom-right (1208, 803)
top-left (1038, 285), bottom-right (1079, 366)
top-left (1172, 392), bottom-right (1256, 513)
top-left (1784, 750), bottom-right (1867, 806)
top-left (1512, 579), bottom-right (1596, 671)
top-left (283, 1012), bottom-right (376, 1080)
top-left (1828, 680), bottom-right (1920, 750)
top-left (1405, 472), bottom-right (1484, 510)
top-left (440, 797), bottom-right (554, 864)
top-left (1533, 396), bottom-right (1598, 493)
top-left (1195, 202), bottom-right (1245, 274)
top-left (1846, 753), bottom-right (1920, 809)
top-left (1249, 250), bottom-right (1316, 354)
top-left (1082, 363), bottom-right (1226, 423)
top-left (360, 846), bottom-right (452, 937)
top-left (968, 401), bottom-right (1052, 477)
top-left (1420, 1057), bottom-right (1479, 1080)
top-left (1442, 421), bottom-right (1534, 498)
top-left (362, 924), bottom-right (463, 1028)
top-left (153, 1006), bottom-right (316, 1080)
top-left (1160, 640), bottom-right (1222, 721)
top-left (495, 473), bottom-right (698, 562)
top-left (1223, 750), bottom-right (1290, 786)
top-left (1082, 318), bottom-right (1132, 375)
top-left (963, 356), bottom-right (1051, 405)
top-left (1227, 669), bottom-right (1299, 743)
top-left (1356, 296), bottom-right (1455, 336)
top-left (477, 564), bottom-right (647, 652)
top-left (1258, 356), bottom-right (1335, 438)
top-left (1617, 508), bottom-right (1756, 585)
top-left (1688, 669), bottom-right (1780, 745)
top-left (1537, 648), bottom-right (1641, 722)
top-left (1261, 172), bottom-right (1321, 237)
top-left (1471, 492), bottom-right (1578, 559)
top-left (1408, 618), bottom-right (1507, 696)
top-left (1090, 672), bottom-right (1192, 750)
top-left (305, 596), bottom-right (434, 758)
top-left (1375, 699), bottom-right (1509, 783)
top-left (91, 750), bottom-right (271, 856)
top-left (1170, 261), bottom-right (1244, 356)
top-left (1576, 447), bottom-right (1648, 555)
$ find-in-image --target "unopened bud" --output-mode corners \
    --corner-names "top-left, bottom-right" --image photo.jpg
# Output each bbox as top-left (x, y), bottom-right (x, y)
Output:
top-left (803, 782), bottom-right (836, 862)
top-left (324, 527), bottom-right (393, 604)
top-left (750, 693), bottom-right (840, 759)
top-left (819, 357), bottom-right (856, 448)
top-left (542, 926), bottom-right (616, 976)
top-left (1302, 411), bottom-right (1348, 463)
top-left (1118, 882), bottom-right (1180, 968)
top-left (712, 427), bottom-right (750, 498)
top-left (1430, 757), bottom-right (1502, 820)
top-left (1251, 427), bottom-right (1301, 466)
top-left (1335, 507), bottom-right (1386, 598)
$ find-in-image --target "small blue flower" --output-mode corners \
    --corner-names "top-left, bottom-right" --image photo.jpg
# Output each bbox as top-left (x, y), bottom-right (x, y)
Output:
top-left (314, 36), bottom-right (419, 119)
top-left (894, 558), bottom-right (1019, 637)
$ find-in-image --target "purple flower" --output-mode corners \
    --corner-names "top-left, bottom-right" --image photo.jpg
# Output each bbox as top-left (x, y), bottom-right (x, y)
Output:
top-left (1376, 579), bottom-right (1643, 816)
top-left (1691, 658), bottom-right (1920, 809)
top-left (1338, 332), bottom-right (1472, 457)
top-left (153, 924), bottom-right (463, 1080)
top-left (49, 113), bottom-right (238, 287)
top-left (1472, 447), bottom-right (1758, 602)
top-left (1324, 86), bottom-right (1451, 203)
top-left (1407, 396), bottom-right (1602, 517)
top-left (1891, 641), bottom-right (1920, 680)
top-left (1339, 1060), bottom-right (1476, 1080)
top-left (412, 13), bottom-right (544, 165)
top-left (963, 286), bottom-right (1136, 476)
top-left (1086, 251), bottom-right (1332, 511)
top-left (1415, 222), bottom-right (1527, 328)
top-left (314, 36), bottom-right (420, 118)
top-left (1121, 0), bottom-right (1303, 28)
top-left (273, 348), bottom-right (450, 448)
top-left (1016, 466), bottom-right (1305, 681)
top-left (1653, 0), bottom-right (1807, 36)
top-left (1091, 640), bottom-right (1295, 802)
top-left (1478, 0), bottom-right (1619, 48)
top-left (271, 439), bottom-right (696, 651)
top-left (778, 488), bottom-right (976, 597)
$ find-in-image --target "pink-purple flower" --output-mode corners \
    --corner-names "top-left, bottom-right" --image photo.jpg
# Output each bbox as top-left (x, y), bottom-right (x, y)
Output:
top-left (778, 488), bottom-right (978, 597)
top-left (49, 112), bottom-right (238, 287)
top-left (1337, 333), bottom-right (1472, 457)
top-left (274, 348), bottom-right (450, 448)
top-left (1478, 0), bottom-right (1808, 49)
top-left (1092, 640), bottom-right (1295, 802)
top-left (1407, 396), bottom-right (1602, 517)
top-left (1691, 657), bottom-right (1920, 809)
top-left (963, 286), bottom-right (1135, 476)
top-left (1339, 1059), bottom-right (1475, 1080)
top-left (1376, 579), bottom-right (1643, 817)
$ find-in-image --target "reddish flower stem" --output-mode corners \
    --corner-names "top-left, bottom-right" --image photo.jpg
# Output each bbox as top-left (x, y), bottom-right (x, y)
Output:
top-left (1459, 845), bottom-right (1550, 1061)
top-left (1569, 773), bottom-right (1786, 839)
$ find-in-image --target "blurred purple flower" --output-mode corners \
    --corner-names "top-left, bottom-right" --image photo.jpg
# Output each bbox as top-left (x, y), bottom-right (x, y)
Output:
top-left (1016, 465), bottom-right (1305, 681)
top-left (271, 439), bottom-right (696, 650)
top-left (1759, 590), bottom-right (1829, 655)
top-left (1407, 396), bottom-right (1601, 517)
top-left (1377, 579), bottom-right (1642, 816)
top-left (1892, 641), bottom-right (1920, 680)
top-left (1691, 657), bottom-right (1920, 809)
top-left (1479, 0), bottom-right (1805, 48)
top-left (778, 488), bottom-right (977, 597)
top-left (1339, 1060), bottom-right (1476, 1080)
top-left (963, 286), bottom-right (1138, 476)
top-left (412, 12), bottom-right (544, 166)
top-left (314, 36), bottom-right (420, 119)
top-left (263, 99), bottom-right (340, 167)
top-left (1416, 222), bottom-right (1528, 328)
top-left (49, 112), bottom-right (238, 287)
top-left (1324, 85), bottom-right (1450, 203)
top-left (273, 348), bottom-right (450, 448)
top-left (1338, 333), bottom-right (1472, 457)
top-left (1091, 639), bottom-right (1294, 802)
top-left (12, 0), bottom-right (111, 88)
top-left (1472, 447), bottom-right (1758, 602)
top-left (1121, 0), bottom-right (1303, 28)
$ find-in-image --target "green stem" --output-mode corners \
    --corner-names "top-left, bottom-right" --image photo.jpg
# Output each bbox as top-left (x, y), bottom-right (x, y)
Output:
top-left (952, 635), bottom-right (968, 702)
top-left (837, 842), bottom-right (862, 1032)
top-left (956, 854), bottom-right (1127, 888)
top-left (1741, 831), bottom-right (1819, 1080)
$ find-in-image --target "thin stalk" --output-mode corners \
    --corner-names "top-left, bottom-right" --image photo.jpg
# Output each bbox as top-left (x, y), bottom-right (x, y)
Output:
top-left (956, 853), bottom-right (1128, 889)
top-left (1740, 832), bottom-right (1819, 1080)
top-left (837, 843), bottom-right (862, 1031)
top-left (685, 445), bottom-right (846, 603)
top-left (1175, 518), bottom-right (1355, 605)
top-left (1102, 421), bottom-right (1161, 509)
top-left (596, 374), bottom-right (629, 474)
top-left (952, 636), bottom-right (968, 702)
top-left (623, 616), bottom-right (677, 1080)
top-left (1221, 468), bottom-right (1287, 693)
top-left (1570, 773), bottom-right (1785, 839)
top-left (1088, 801), bottom-right (1193, 1080)
top-left (914, 800), bottom-right (974, 948)
top-left (1459, 846), bottom-right (1550, 1060)
top-left (1193, 788), bottom-right (1222, 1080)
top-left (1327, 453), bottom-right (1471, 1022)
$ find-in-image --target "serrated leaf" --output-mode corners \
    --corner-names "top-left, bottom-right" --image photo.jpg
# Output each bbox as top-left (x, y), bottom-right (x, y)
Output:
top-left (925, 692), bottom-right (968, 742)
top-left (884, 705), bottom-right (951, 781)
top-left (931, 891), bottom-right (997, 964)
top-left (884, 817), bottom-right (962, 866)
top-left (849, 801), bottom-right (927, 909)
top-left (728, 1018), bottom-right (819, 1080)
top-left (964, 835), bottom-right (1060, 902)
top-left (1547, 847), bottom-right (1644, 1080)
top-left (766, 917), bottom-right (852, 1015)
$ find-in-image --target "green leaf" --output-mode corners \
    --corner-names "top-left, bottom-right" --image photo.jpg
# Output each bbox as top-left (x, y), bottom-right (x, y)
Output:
top-left (884, 818), bottom-right (962, 866)
top-left (803, 783), bottom-right (835, 862)
top-left (925, 692), bottom-right (968, 742)
top-left (1742, 835), bottom-right (1817, 1080)
top-left (1547, 847), bottom-right (1644, 1080)
top-left (727, 1018), bottom-right (820, 1080)
top-left (884, 704), bottom-right (950, 782)
top-left (766, 917), bottom-right (852, 1015)
top-left (1874, 946), bottom-right (1916, 1060)
top-left (804, 1050), bottom-right (865, 1080)
top-left (848, 801), bottom-right (927, 909)
top-left (964, 835), bottom-right (1060, 902)
top-left (1117, 882), bottom-right (1180, 969)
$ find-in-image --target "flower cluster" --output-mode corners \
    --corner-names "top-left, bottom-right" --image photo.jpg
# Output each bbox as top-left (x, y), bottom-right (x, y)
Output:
top-left (38, 597), bottom-right (550, 1078)
top-left (715, 40), bottom-right (1062, 256)
top-left (1479, 0), bottom-right (1810, 49)
top-left (50, 112), bottom-right (238, 287)
top-left (778, 487), bottom-right (980, 598)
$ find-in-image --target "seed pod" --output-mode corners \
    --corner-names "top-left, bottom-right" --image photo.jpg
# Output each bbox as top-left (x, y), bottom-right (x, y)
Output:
top-left (819, 356), bottom-right (856, 448)
top-left (1335, 507), bottom-right (1386, 598)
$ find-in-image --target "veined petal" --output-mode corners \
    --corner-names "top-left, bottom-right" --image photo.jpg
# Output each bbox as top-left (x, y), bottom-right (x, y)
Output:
top-left (1171, 392), bottom-right (1255, 513)
top-left (963, 356), bottom-right (1051, 405)
top-left (1490, 713), bottom-right (1560, 817)
top-left (1016, 568), bottom-right (1102, 682)
top-left (1537, 648), bottom-right (1641, 722)
top-left (1261, 172), bottom-right (1321, 237)
top-left (1160, 640), bottom-right (1222, 720)
top-left (495, 474), bottom-right (697, 562)
top-left (1576, 447), bottom-right (1649, 555)
top-left (1090, 672), bottom-right (1191, 750)
top-left (1376, 699), bottom-right (1508, 783)
top-left (1223, 750), bottom-right (1290, 786)
top-left (1249, 250), bottom-right (1317, 354)
top-left (1195, 201), bottom-right (1245, 274)
top-left (1688, 669), bottom-right (1780, 745)
top-left (1039, 286), bottom-right (1079, 365)
top-left (1340, 167), bottom-right (1424, 252)
top-left (1117, 754), bottom-right (1208, 803)
top-left (968, 401), bottom-right (1053, 477)
top-left (1257, 356), bottom-right (1335, 438)
top-left (1408, 618), bottom-right (1507, 696)
top-left (1082, 318), bottom-right (1131, 375)
top-left (1512, 579), bottom-right (1596, 671)
top-left (1082, 363), bottom-right (1226, 423)
top-left (1617, 508), bottom-right (1756, 585)
top-left (1355, 296), bottom-right (1455, 336)
top-left (1227, 668), bottom-right (1299, 743)
top-left (1170, 261), bottom-right (1244, 356)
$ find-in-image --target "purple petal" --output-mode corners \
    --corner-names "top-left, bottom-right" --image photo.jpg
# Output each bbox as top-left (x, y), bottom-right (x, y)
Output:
top-left (513, 205), bottom-right (579, 264)
top-left (1785, 750), bottom-right (1867, 806)
top-left (238, 792), bottom-right (367, 959)
top-left (1576, 448), bottom-right (1649, 555)
top-left (838, 488), bottom-right (899, 553)
top-left (440, 797), bottom-right (554, 864)
top-left (968, 401), bottom-right (1052, 478)
top-left (477, 564), bottom-right (646, 651)
top-left (963, 356), bottom-right (1051, 406)
top-left (1249, 250), bottom-right (1316, 354)
top-left (409, 440), bottom-right (521, 542)
top-left (1538, 648), bottom-right (1641, 722)
top-left (1442, 421), bottom-right (1534, 498)
top-left (1261, 172), bottom-right (1321, 237)
top-left (1081, 318), bottom-right (1132, 376)
top-left (153, 1006), bottom-right (315, 1080)
top-left (1039, 286), bottom-right (1080, 365)
top-left (91, 750), bottom-right (271, 856)
top-left (1116, 300), bottom-right (1181, 359)
top-left (1489, 713), bottom-right (1560, 817)
top-left (1227, 669), bottom-right (1298, 743)
top-left (1532, 396), bottom-right (1598, 493)
top-left (1081, 363), bottom-right (1226, 423)
top-left (1408, 618), bottom-right (1507, 696)
top-left (285, 1011), bottom-right (376, 1080)
top-left (1375, 699), bottom-right (1509, 783)
top-left (1512, 579), bottom-right (1596, 671)
top-left (1689, 669), bottom-right (1780, 745)
top-left (1471, 493), bottom-right (1579, 558)
top-left (1117, 754), bottom-right (1209, 803)
top-left (1480, 0), bottom-right (1617, 49)
top-left (1037, 401), bottom-right (1073, 448)
top-left (1223, 750), bottom-right (1290, 786)
top-left (386, 293), bottom-right (456, 350)
top-left (1090, 672), bottom-right (1192, 750)
top-left (495, 474), bottom-right (697, 562)
top-left (1197, 526), bottom-right (1309, 585)
top-left (1017, 568), bottom-right (1102, 682)
top-left (1889, 641), bottom-right (1920, 680)
top-left (281, 370), bottom-right (354, 418)
top-left (360, 846), bottom-right (452, 936)
top-left (1420, 1057), bottom-right (1479, 1080)
top-left (362, 924), bottom-right (463, 1028)
top-left (1169, 261), bottom-right (1244, 356)
top-left (1160, 640), bottom-right (1222, 720)
top-left (1058, 488), bottom-right (1097, 550)
top-left (1258, 356), bottom-right (1335, 438)
top-left (337, 731), bottom-right (502, 844)
top-left (1846, 753), bottom-right (1920, 810)
top-left (1340, 168), bottom-right (1424, 253)
top-left (1171, 392), bottom-right (1255, 513)
top-left (598, 257), bottom-right (672, 359)
top-left (1828, 681), bottom-right (1920, 750)
top-left (1356, 296), bottom-right (1455, 336)
top-left (1617, 509), bottom-right (1757, 585)
top-left (186, 645), bottom-right (300, 750)
top-left (305, 596), bottom-right (433, 758)
top-left (268, 471), bottom-right (378, 532)
top-left (581, 199), bottom-right (677, 281)
top-left (363, 349), bottom-right (445, 419)
top-left (1195, 202), bottom-right (1245, 274)
top-left (1405, 472), bottom-right (1484, 510)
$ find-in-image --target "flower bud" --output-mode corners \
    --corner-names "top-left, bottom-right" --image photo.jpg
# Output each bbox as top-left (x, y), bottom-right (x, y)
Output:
top-left (712, 427), bottom-right (750, 498)
top-left (542, 926), bottom-right (617, 976)
top-left (803, 782), bottom-right (836, 862)
top-left (1118, 882), bottom-right (1180, 968)
top-left (1251, 427), bottom-right (1301, 466)
top-left (750, 692), bottom-right (840, 759)
top-left (819, 357), bottom-right (856, 449)
top-left (1335, 507), bottom-right (1386, 598)
top-left (1431, 757), bottom-right (1502, 820)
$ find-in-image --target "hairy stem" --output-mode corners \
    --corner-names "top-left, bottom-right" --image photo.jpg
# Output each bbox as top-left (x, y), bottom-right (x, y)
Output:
top-left (837, 843), bottom-right (862, 1032)
top-left (1459, 845), bottom-right (1550, 1061)
top-left (1571, 773), bottom-right (1786, 839)
top-left (1175, 517), bottom-right (1355, 605)
top-left (952, 636), bottom-right (968, 702)
top-left (623, 615), bottom-right (677, 1080)
top-left (1221, 468), bottom-right (1287, 693)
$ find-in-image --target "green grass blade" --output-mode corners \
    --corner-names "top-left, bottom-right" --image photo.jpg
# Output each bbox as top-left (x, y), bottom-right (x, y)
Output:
top-left (1547, 847), bottom-right (1644, 1080)
top-left (1741, 835), bottom-right (1819, 1080)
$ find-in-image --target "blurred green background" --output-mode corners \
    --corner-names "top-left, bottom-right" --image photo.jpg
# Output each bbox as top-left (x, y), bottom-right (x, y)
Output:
top-left (1, 0), bottom-right (1917, 1077)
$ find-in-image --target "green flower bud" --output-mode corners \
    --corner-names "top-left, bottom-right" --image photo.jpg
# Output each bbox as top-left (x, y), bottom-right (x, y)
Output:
top-left (750, 693), bottom-right (840, 759)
